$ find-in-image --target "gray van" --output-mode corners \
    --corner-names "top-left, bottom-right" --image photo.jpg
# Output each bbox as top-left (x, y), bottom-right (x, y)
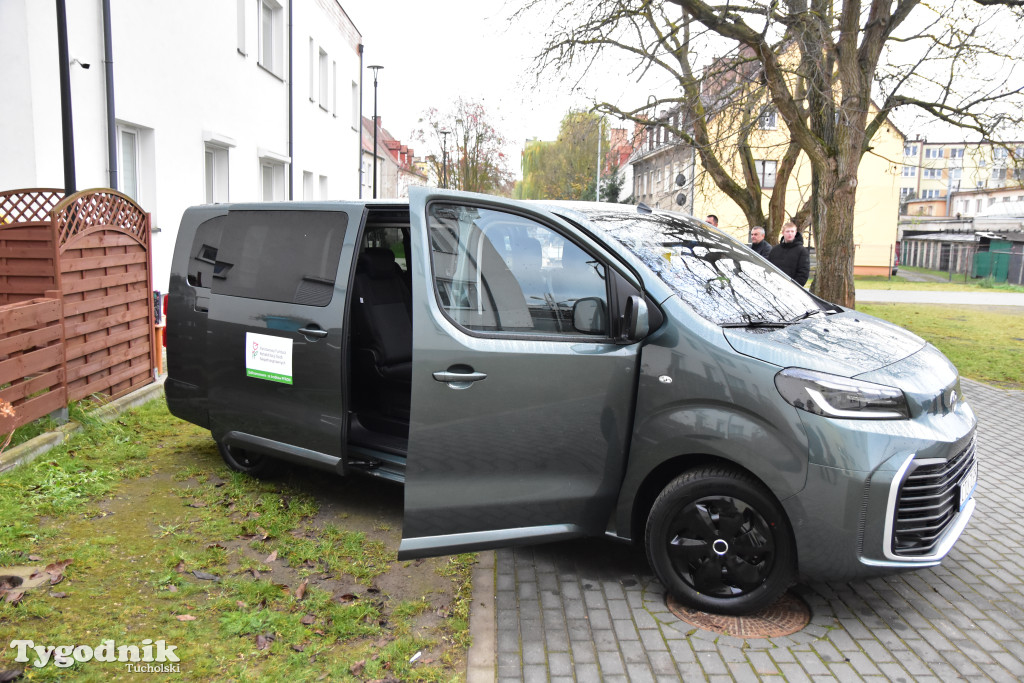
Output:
top-left (166, 187), bottom-right (977, 615)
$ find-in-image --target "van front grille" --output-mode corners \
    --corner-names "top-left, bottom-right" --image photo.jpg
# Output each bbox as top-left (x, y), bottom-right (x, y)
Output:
top-left (892, 438), bottom-right (976, 557)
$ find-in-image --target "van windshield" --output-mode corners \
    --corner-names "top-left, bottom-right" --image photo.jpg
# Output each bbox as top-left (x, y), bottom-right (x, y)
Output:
top-left (580, 209), bottom-right (822, 326)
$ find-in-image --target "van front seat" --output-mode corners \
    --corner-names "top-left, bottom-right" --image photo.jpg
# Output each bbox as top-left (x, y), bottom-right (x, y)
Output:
top-left (351, 248), bottom-right (413, 397)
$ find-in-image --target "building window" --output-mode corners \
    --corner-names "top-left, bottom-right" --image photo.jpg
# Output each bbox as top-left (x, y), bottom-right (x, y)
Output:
top-left (949, 168), bottom-right (962, 181)
top-left (319, 175), bottom-right (328, 199)
top-left (237, 0), bottom-right (247, 55)
top-left (261, 158), bottom-right (286, 201)
top-left (902, 165), bottom-right (916, 177)
top-left (900, 187), bottom-right (913, 198)
top-left (258, 0), bottom-right (283, 76)
top-left (949, 148), bottom-right (964, 159)
top-left (994, 147), bottom-right (1009, 160)
top-left (319, 49), bottom-right (329, 109)
top-left (923, 168), bottom-right (942, 179)
top-left (332, 61), bottom-right (337, 115)
top-left (303, 171), bottom-right (314, 200)
top-left (921, 189), bottom-right (942, 199)
top-left (758, 107), bottom-right (777, 130)
top-left (924, 147), bottom-right (943, 159)
top-left (664, 165), bottom-right (671, 191)
top-left (992, 167), bottom-right (1007, 181)
top-left (118, 127), bottom-right (140, 201)
top-left (755, 160), bottom-right (777, 189)
top-left (308, 39), bottom-right (315, 100)
top-left (351, 81), bottom-right (359, 130)
top-left (903, 144), bottom-right (918, 156)
top-left (204, 144), bottom-right (229, 203)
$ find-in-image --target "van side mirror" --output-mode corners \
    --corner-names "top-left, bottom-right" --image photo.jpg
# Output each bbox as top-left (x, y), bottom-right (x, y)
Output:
top-left (622, 295), bottom-right (649, 341)
top-left (572, 297), bottom-right (608, 335)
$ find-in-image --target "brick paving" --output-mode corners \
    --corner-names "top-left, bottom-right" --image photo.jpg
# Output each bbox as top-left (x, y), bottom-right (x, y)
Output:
top-left (484, 378), bottom-right (1024, 681)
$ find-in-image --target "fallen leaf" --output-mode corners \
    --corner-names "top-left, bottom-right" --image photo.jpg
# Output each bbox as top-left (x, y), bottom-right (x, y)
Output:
top-left (28, 555), bottom-right (42, 561)
top-left (49, 574), bottom-right (64, 586)
top-left (265, 550), bottom-right (278, 563)
top-left (250, 568), bottom-right (261, 579)
top-left (313, 629), bottom-right (325, 636)
top-left (255, 634), bottom-right (270, 651)
top-left (49, 592), bottom-right (68, 599)
top-left (192, 570), bottom-right (220, 582)
top-left (4, 591), bottom-right (25, 605)
top-left (350, 660), bottom-right (365, 676)
top-left (206, 543), bottom-right (226, 549)
top-left (335, 593), bottom-right (357, 603)
top-left (366, 586), bottom-right (380, 594)
top-left (291, 643), bottom-right (306, 652)
top-left (0, 669), bottom-right (24, 682)
top-left (175, 615), bottom-right (196, 621)
top-left (188, 501), bottom-right (206, 508)
top-left (301, 614), bottom-right (316, 625)
top-left (295, 579), bottom-right (308, 601)
top-left (237, 601), bottom-right (246, 609)
top-left (174, 561), bottom-right (186, 573)
top-left (167, 585), bottom-right (178, 593)
top-left (44, 559), bottom-right (72, 574)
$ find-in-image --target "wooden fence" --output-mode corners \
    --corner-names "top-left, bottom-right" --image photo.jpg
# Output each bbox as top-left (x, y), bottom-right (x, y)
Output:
top-left (0, 188), bottom-right (155, 434)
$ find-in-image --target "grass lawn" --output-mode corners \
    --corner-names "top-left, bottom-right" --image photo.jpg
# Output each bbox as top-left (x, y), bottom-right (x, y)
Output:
top-left (855, 266), bottom-right (1024, 293)
top-left (0, 400), bottom-right (472, 681)
top-left (856, 303), bottom-right (1024, 390)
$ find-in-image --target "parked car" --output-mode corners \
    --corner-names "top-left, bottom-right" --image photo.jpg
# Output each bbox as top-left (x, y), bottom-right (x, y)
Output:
top-left (166, 188), bottom-right (977, 615)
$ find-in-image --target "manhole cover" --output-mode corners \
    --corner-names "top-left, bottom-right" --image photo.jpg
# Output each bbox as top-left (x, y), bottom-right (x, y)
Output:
top-left (666, 591), bottom-right (810, 638)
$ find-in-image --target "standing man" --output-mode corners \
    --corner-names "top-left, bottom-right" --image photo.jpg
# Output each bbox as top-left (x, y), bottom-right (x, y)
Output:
top-left (705, 214), bottom-right (719, 227)
top-left (768, 221), bottom-right (810, 286)
top-left (749, 226), bottom-right (771, 257)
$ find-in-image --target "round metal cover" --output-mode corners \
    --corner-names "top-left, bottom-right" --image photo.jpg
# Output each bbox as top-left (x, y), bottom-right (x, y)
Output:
top-left (666, 591), bottom-right (810, 638)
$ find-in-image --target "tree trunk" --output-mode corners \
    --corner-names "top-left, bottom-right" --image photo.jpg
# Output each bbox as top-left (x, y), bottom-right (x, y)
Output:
top-left (812, 159), bottom-right (858, 308)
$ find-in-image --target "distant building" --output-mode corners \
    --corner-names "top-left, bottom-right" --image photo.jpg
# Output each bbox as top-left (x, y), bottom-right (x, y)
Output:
top-left (361, 116), bottom-right (428, 199)
top-left (899, 139), bottom-right (1024, 204)
top-left (1, 0), bottom-right (364, 290)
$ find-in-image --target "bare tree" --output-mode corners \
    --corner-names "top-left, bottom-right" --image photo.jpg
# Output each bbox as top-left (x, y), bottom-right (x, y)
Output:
top-left (414, 99), bottom-right (516, 196)
top-left (521, 0), bottom-right (1024, 306)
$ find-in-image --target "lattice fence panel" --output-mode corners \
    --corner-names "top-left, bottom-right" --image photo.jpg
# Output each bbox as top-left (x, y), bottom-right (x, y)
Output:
top-left (0, 189), bottom-right (64, 307)
top-left (0, 297), bottom-right (67, 436)
top-left (54, 190), bottom-right (154, 401)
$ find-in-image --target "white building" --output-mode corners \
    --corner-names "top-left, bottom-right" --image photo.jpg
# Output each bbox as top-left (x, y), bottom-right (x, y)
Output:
top-left (1, 0), bottom-right (364, 291)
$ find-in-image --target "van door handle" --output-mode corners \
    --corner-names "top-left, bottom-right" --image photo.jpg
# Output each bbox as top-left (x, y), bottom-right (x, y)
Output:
top-left (298, 326), bottom-right (328, 339)
top-left (432, 370), bottom-right (487, 388)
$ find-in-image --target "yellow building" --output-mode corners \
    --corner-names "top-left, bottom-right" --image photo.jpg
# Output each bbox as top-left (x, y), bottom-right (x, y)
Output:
top-left (688, 104), bottom-right (905, 277)
top-left (900, 140), bottom-right (1024, 206)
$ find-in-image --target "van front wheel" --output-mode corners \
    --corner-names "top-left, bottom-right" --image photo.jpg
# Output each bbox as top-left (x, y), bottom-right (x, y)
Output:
top-left (645, 467), bottom-right (794, 615)
top-left (216, 440), bottom-right (279, 477)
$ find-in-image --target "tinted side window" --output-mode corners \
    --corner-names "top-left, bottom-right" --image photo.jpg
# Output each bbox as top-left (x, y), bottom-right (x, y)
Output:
top-left (428, 204), bottom-right (608, 336)
top-left (187, 215), bottom-right (229, 288)
top-left (209, 210), bottom-right (347, 306)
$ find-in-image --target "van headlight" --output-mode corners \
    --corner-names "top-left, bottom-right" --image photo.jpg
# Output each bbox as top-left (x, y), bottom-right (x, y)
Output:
top-left (774, 368), bottom-right (910, 419)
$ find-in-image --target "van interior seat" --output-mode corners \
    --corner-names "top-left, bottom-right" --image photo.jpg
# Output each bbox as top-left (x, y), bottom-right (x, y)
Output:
top-left (352, 247), bottom-right (412, 383)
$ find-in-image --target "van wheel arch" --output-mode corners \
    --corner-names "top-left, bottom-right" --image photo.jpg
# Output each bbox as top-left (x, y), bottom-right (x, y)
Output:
top-left (630, 455), bottom-right (797, 563)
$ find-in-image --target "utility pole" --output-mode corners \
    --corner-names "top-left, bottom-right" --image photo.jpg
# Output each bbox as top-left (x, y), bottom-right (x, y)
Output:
top-left (368, 65), bottom-right (383, 198)
top-left (596, 117), bottom-right (602, 202)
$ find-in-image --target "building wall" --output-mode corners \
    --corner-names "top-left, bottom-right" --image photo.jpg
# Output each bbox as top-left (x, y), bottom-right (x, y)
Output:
top-left (0, 0), bottom-right (362, 291)
top-left (900, 140), bottom-right (1024, 203)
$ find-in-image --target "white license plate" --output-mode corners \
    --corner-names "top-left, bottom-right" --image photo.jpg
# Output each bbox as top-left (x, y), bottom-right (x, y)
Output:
top-left (959, 461), bottom-right (978, 511)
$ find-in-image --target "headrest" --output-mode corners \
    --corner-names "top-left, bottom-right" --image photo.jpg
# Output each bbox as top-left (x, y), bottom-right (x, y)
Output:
top-left (357, 247), bottom-right (398, 279)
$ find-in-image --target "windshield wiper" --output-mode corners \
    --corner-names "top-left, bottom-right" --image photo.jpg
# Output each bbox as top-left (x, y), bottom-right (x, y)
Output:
top-left (787, 309), bottom-right (825, 323)
top-left (720, 320), bottom-right (790, 328)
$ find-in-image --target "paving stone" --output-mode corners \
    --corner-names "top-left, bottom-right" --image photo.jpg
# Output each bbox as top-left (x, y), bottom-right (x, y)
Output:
top-left (597, 650), bottom-right (626, 676)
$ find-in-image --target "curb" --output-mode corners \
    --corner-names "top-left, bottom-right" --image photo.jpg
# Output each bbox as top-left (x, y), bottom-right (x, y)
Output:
top-left (0, 376), bottom-right (166, 475)
top-left (467, 550), bottom-right (496, 683)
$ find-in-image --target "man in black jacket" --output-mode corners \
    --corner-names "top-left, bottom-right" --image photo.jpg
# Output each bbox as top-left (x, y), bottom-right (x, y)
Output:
top-left (749, 226), bottom-right (771, 258)
top-left (768, 222), bottom-right (810, 286)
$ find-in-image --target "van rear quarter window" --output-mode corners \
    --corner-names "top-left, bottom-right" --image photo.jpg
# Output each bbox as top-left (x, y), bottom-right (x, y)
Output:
top-left (191, 210), bottom-right (347, 306)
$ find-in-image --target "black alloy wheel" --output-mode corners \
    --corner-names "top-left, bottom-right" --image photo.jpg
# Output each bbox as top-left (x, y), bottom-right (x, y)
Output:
top-left (646, 466), bottom-right (794, 615)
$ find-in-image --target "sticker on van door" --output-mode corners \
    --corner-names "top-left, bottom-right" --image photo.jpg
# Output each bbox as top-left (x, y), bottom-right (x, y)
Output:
top-left (245, 332), bottom-right (293, 384)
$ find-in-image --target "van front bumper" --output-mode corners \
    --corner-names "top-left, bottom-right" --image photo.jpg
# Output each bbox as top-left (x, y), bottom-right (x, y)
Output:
top-left (782, 423), bottom-right (977, 582)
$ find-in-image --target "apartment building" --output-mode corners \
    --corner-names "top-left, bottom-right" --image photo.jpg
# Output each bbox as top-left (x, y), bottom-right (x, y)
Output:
top-left (1, 0), bottom-right (364, 290)
top-left (899, 139), bottom-right (1024, 203)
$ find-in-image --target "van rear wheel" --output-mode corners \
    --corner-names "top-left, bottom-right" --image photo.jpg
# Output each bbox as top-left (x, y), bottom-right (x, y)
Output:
top-left (645, 466), bottom-right (794, 615)
top-left (216, 440), bottom-right (279, 477)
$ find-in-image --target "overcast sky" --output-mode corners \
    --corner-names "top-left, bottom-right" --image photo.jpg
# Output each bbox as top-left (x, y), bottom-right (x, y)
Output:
top-left (343, 1), bottom-right (663, 177)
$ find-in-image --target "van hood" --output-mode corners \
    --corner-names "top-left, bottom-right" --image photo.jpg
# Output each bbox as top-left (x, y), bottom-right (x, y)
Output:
top-left (722, 310), bottom-right (926, 377)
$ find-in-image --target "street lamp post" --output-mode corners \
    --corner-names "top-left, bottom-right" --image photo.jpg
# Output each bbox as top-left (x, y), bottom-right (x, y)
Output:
top-left (440, 129), bottom-right (450, 189)
top-left (368, 64), bottom-right (383, 199)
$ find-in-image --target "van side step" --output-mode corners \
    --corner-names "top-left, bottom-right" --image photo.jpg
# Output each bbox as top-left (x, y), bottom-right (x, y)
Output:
top-left (346, 444), bottom-right (406, 484)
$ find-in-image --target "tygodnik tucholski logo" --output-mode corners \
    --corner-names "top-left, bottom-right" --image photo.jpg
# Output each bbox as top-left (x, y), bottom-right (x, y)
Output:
top-left (9, 638), bottom-right (181, 672)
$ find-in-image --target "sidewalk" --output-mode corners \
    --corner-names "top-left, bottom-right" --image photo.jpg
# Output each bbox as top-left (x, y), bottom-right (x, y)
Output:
top-left (855, 289), bottom-right (1024, 306)
top-left (475, 378), bottom-right (1024, 681)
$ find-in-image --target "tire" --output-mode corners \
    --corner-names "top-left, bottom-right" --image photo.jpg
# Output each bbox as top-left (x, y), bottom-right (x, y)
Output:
top-left (645, 466), bottom-right (795, 615)
top-left (216, 439), bottom-right (279, 477)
